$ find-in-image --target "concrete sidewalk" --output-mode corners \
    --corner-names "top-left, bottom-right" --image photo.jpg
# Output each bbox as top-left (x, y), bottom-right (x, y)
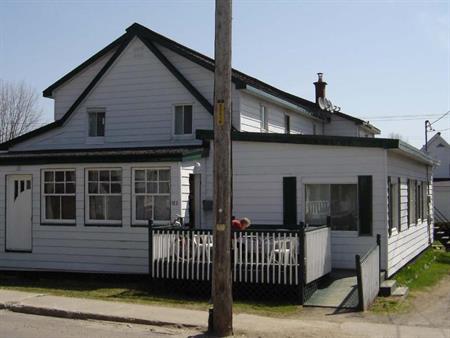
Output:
top-left (0, 289), bottom-right (448, 338)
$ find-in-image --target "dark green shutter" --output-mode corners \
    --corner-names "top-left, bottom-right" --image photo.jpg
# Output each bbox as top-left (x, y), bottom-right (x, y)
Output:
top-left (407, 179), bottom-right (411, 228)
top-left (283, 177), bottom-right (297, 226)
top-left (388, 177), bottom-right (392, 236)
top-left (398, 177), bottom-right (401, 231)
top-left (358, 175), bottom-right (373, 235)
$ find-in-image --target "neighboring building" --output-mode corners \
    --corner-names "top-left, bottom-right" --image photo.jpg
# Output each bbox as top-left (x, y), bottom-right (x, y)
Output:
top-left (0, 23), bottom-right (433, 277)
top-left (423, 132), bottom-right (450, 219)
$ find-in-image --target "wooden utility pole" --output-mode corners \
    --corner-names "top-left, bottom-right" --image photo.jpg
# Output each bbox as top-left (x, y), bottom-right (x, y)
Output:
top-left (212, 0), bottom-right (233, 336)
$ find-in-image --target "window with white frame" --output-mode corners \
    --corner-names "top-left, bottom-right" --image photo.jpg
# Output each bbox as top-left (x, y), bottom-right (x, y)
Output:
top-left (88, 110), bottom-right (105, 137)
top-left (305, 184), bottom-right (358, 231)
top-left (260, 105), bottom-right (268, 132)
top-left (174, 105), bottom-right (193, 135)
top-left (86, 169), bottom-right (122, 224)
top-left (132, 168), bottom-right (171, 224)
top-left (42, 170), bottom-right (76, 223)
top-left (388, 178), bottom-right (400, 233)
top-left (408, 179), bottom-right (416, 225)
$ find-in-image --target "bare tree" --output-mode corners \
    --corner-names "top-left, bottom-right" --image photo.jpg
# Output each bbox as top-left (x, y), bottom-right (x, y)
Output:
top-left (0, 79), bottom-right (42, 143)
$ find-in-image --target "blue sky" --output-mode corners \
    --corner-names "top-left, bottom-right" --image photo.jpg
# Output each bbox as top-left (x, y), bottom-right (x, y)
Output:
top-left (1, 0), bottom-right (449, 147)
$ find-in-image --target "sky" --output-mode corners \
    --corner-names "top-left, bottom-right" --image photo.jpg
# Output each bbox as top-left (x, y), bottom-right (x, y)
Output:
top-left (1, 0), bottom-right (449, 148)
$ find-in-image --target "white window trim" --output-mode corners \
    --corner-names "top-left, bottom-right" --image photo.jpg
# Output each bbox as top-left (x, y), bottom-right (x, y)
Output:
top-left (131, 167), bottom-right (172, 226)
top-left (85, 168), bottom-right (122, 225)
top-left (260, 104), bottom-right (268, 132)
top-left (172, 103), bottom-right (194, 139)
top-left (41, 169), bottom-right (76, 224)
top-left (86, 107), bottom-right (106, 143)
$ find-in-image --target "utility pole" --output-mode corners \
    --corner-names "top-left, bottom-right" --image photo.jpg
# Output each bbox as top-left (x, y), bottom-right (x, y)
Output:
top-left (211, 0), bottom-right (233, 336)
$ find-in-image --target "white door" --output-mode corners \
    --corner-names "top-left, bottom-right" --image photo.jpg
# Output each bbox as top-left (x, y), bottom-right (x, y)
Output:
top-left (6, 175), bottom-right (32, 252)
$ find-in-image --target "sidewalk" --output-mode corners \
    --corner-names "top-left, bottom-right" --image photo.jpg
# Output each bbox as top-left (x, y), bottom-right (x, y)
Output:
top-left (0, 289), bottom-right (448, 338)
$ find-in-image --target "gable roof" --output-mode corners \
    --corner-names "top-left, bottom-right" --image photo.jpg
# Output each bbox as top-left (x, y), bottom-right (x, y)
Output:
top-left (423, 132), bottom-right (450, 151)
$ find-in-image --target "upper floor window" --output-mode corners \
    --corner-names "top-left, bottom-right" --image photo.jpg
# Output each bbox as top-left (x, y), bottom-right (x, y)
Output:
top-left (174, 105), bottom-right (193, 135)
top-left (42, 169), bottom-right (76, 224)
top-left (284, 115), bottom-right (290, 134)
top-left (88, 111), bottom-right (105, 137)
top-left (260, 105), bottom-right (268, 132)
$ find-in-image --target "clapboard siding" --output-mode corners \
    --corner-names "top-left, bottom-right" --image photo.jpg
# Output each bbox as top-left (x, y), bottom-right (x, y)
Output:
top-left (386, 151), bottom-right (432, 277)
top-left (53, 49), bottom-right (117, 120)
top-left (239, 91), bottom-right (319, 134)
top-left (433, 181), bottom-right (450, 219)
top-left (11, 37), bottom-right (211, 151)
top-left (0, 161), bottom-right (184, 273)
top-left (202, 141), bottom-right (387, 269)
top-left (323, 114), bottom-right (358, 137)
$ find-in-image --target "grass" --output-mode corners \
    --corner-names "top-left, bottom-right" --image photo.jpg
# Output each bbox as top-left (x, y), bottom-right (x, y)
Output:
top-left (0, 272), bottom-right (301, 317)
top-left (371, 247), bottom-right (450, 313)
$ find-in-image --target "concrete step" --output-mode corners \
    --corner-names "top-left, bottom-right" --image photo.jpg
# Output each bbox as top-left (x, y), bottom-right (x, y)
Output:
top-left (379, 279), bottom-right (397, 297)
top-left (391, 286), bottom-right (409, 300)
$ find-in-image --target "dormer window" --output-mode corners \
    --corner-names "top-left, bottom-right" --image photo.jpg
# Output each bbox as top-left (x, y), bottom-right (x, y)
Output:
top-left (174, 104), bottom-right (193, 135)
top-left (88, 111), bottom-right (105, 137)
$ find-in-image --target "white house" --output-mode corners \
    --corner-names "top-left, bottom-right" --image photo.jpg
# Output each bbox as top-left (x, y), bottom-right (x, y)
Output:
top-left (423, 132), bottom-right (450, 219)
top-left (0, 23), bottom-right (434, 277)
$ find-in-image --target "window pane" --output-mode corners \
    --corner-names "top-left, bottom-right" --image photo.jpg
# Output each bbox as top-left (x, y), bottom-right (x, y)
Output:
top-left (110, 170), bottom-right (121, 181)
top-left (106, 196), bottom-right (122, 220)
top-left (183, 106), bottom-right (192, 134)
top-left (159, 182), bottom-right (170, 194)
top-left (99, 170), bottom-right (110, 181)
top-left (65, 171), bottom-right (75, 182)
top-left (136, 196), bottom-right (153, 221)
top-left (159, 170), bottom-right (170, 181)
top-left (174, 106), bottom-right (184, 134)
top-left (147, 182), bottom-right (158, 194)
top-left (44, 183), bottom-right (54, 194)
top-left (88, 182), bottom-right (98, 194)
top-left (55, 171), bottom-right (65, 182)
top-left (135, 182), bottom-right (145, 194)
top-left (61, 196), bottom-right (75, 220)
top-left (88, 113), bottom-right (97, 137)
top-left (154, 195), bottom-right (171, 221)
top-left (147, 170), bottom-right (157, 181)
top-left (89, 196), bottom-right (105, 220)
top-left (55, 183), bottom-right (65, 194)
top-left (88, 171), bottom-right (98, 181)
top-left (330, 185), bottom-right (358, 231)
top-left (44, 171), bottom-right (54, 182)
top-left (135, 170), bottom-right (145, 181)
top-left (65, 183), bottom-right (75, 194)
top-left (100, 182), bottom-right (110, 194)
top-left (97, 112), bottom-right (105, 137)
top-left (305, 185), bottom-right (330, 225)
top-left (111, 183), bottom-right (121, 194)
top-left (46, 196), bottom-right (60, 219)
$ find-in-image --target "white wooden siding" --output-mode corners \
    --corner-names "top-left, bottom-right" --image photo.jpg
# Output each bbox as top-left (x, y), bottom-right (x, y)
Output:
top-left (434, 181), bottom-right (450, 219)
top-left (386, 151), bottom-right (432, 277)
top-left (203, 141), bottom-right (387, 269)
top-left (11, 37), bottom-right (212, 151)
top-left (239, 91), bottom-right (319, 134)
top-left (52, 49), bottom-right (117, 120)
top-left (0, 161), bottom-right (185, 273)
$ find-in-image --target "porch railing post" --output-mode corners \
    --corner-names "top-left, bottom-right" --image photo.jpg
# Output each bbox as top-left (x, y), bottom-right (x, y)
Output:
top-left (148, 219), bottom-right (154, 278)
top-left (298, 224), bottom-right (305, 305)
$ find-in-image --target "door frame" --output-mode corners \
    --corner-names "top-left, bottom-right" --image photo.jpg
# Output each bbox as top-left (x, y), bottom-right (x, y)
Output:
top-left (5, 174), bottom-right (33, 253)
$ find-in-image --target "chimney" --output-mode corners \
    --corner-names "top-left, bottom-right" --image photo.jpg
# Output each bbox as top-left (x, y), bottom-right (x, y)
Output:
top-left (314, 72), bottom-right (327, 103)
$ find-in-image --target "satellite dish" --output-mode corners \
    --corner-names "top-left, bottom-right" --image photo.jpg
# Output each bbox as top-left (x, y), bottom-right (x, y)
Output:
top-left (325, 98), bottom-right (333, 111)
top-left (318, 97), bottom-right (326, 110)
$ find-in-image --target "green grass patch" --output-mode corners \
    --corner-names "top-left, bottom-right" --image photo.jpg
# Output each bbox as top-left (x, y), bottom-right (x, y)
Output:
top-left (371, 247), bottom-right (450, 313)
top-left (0, 272), bottom-right (300, 316)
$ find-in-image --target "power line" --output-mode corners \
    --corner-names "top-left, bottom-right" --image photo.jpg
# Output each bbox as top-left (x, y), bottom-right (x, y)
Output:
top-left (430, 110), bottom-right (450, 126)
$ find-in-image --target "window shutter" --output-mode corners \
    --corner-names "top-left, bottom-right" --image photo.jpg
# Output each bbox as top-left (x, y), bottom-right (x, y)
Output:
top-left (283, 177), bottom-right (297, 227)
top-left (388, 177), bottom-right (392, 236)
top-left (407, 178), bottom-right (411, 228)
top-left (398, 177), bottom-right (402, 231)
top-left (358, 175), bottom-right (373, 235)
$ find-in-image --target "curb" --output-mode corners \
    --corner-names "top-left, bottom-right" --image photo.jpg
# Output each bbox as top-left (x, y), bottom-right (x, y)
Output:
top-left (0, 302), bottom-right (206, 331)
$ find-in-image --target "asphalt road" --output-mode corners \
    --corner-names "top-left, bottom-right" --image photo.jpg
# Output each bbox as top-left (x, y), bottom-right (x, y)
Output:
top-left (0, 310), bottom-right (200, 338)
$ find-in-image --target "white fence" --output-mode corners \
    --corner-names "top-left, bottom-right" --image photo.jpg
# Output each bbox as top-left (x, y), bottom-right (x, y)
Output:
top-left (305, 226), bottom-right (332, 284)
top-left (356, 236), bottom-right (380, 311)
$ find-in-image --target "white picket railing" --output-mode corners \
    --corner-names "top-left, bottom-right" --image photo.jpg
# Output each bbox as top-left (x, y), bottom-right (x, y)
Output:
top-left (305, 226), bottom-right (331, 284)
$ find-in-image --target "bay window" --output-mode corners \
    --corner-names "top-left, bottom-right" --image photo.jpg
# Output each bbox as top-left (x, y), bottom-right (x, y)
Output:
top-left (305, 184), bottom-right (358, 231)
top-left (86, 169), bottom-right (122, 225)
top-left (42, 169), bottom-right (76, 224)
top-left (132, 168), bottom-right (171, 225)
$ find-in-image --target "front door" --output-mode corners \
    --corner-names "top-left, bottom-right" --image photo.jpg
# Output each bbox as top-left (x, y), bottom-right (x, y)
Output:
top-left (6, 175), bottom-right (32, 252)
